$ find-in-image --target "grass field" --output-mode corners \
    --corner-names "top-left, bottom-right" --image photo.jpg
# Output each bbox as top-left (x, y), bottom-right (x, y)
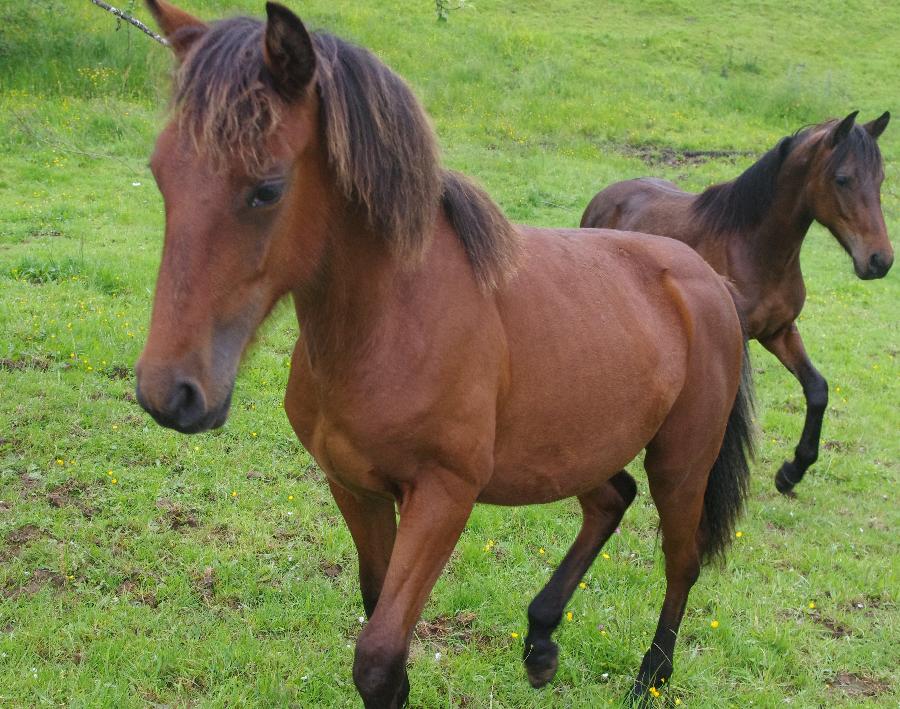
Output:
top-left (0, 0), bottom-right (897, 706)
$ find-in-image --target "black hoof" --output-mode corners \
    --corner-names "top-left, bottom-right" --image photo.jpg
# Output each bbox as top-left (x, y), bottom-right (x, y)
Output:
top-left (774, 462), bottom-right (799, 496)
top-left (523, 637), bottom-right (559, 688)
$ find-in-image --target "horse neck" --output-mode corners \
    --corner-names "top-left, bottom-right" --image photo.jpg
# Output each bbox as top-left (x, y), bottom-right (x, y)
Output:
top-left (292, 203), bottom-right (400, 374)
top-left (742, 164), bottom-right (814, 275)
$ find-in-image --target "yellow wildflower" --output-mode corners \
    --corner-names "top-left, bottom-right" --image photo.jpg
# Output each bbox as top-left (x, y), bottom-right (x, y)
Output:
top-left (710, 620), bottom-right (719, 629)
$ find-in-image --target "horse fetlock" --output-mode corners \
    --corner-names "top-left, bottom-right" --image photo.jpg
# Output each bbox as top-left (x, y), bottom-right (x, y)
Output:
top-left (794, 443), bottom-right (819, 467)
top-left (774, 461), bottom-right (801, 495)
top-left (523, 635), bottom-right (559, 688)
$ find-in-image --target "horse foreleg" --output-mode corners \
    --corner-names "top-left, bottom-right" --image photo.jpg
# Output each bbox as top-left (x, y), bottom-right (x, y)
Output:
top-left (329, 480), bottom-right (397, 618)
top-left (760, 324), bottom-right (828, 495)
top-left (523, 470), bottom-right (637, 688)
top-left (352, 471), bottom-right (478, 709)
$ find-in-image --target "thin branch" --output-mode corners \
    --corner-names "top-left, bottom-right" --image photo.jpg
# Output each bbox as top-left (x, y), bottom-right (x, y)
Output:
top-left (11, 110), bottom-right (143, 170)
top-left (89, 0), bottom-right (169, 46)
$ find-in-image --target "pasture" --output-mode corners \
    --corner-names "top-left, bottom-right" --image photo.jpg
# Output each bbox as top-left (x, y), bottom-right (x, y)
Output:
top-left (0, 0), bottom-right (897, 706)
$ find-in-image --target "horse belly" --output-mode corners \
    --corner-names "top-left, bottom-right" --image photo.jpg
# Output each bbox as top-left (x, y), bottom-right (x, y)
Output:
top-left (484, 326), bottom-right (683, 504)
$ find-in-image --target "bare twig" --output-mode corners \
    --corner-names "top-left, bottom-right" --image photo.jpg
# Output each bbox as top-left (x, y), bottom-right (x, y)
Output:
top-left (89, 0), bottom-right (169, 46)
top-left (11, 110), bottom-right (143, 170)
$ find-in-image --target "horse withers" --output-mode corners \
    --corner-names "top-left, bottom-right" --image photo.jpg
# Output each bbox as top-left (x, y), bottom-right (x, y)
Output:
top-left (137, 1), bottom-right (755, 705)
top-left (582, 112), bottom-right (892, 495)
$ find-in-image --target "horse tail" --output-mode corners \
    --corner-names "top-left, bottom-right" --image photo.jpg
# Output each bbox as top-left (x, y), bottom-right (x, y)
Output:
top-left (699, 342), bottom-right (755, 564)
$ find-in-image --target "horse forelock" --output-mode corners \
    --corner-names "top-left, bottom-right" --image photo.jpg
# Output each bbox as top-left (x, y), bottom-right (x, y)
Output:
top-left (168, 15), bottom-right (518, 287)
top-left (173, 17), bottom-right (281, 177)
top-left (817, 120), bottom-right (883, 177)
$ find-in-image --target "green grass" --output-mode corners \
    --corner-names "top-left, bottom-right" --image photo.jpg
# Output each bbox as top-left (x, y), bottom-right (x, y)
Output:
top-left (0, 0), bottom-right (897, 706)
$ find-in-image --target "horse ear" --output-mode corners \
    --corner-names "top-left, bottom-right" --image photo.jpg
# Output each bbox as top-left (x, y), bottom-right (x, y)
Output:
top-left (263, 2), bottom-right (316, 101)
top-left (829, 110), bottom-right (859, 147)
top-left (864, 111), bottom-right (890, 140)
top-left (145, 0), bottom-right (207, 61)
top-left (777, 135), bottom-right (793, 160)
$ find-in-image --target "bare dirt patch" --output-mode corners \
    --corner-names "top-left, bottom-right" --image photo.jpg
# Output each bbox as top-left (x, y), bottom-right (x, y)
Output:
top-left (416, 611), bottom-right (481, 644)
top-left (117, 576), bottom-right (159, 608)
top-left (197, 566), bottom-right (215, 602)
top-left (47, 479), bottom-right (95, 518)
top-left (843, 595), bottom-right (895, 616)
top-left (827, 672), bottom-right (889, 698)
top-left (808, 610), bottom-right (852, 638)
top-left (616, 143), bottom-right (752, 168)
top-left (105, 364), bottom-right (131, 380)
top-left (0, 356), bottom-right (50, 372)
top-left (2, 524), bottom-right (47, 559)
top-left (3, 568), bottom-right (66, 598)
top-left (320, 562), bottom-right (343, 579)
top-left (18, 471), bottom-right (41, 492)
top-left (155, 498), bottom-right (199, 530)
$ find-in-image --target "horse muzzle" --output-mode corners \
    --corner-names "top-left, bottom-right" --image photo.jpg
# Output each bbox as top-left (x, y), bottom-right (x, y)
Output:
top-left (135, 371), bottom-right (233, 434)
top-left (855, 250), bottom-right (893, 280)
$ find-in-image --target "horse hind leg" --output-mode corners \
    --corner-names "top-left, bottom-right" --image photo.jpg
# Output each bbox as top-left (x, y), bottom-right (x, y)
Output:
top-left (524, 470), bottom-right (637, 688)
top-left (632, 363), bottom-right (752, 699)
top-left (632, 444), bottom-right (707, 698)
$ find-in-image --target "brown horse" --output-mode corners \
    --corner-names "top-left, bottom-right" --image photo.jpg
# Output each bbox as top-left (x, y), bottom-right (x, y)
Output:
top-left (582, 113), bottom-right (892, 496)
top-left (137, 2), bottom-right (754, 705)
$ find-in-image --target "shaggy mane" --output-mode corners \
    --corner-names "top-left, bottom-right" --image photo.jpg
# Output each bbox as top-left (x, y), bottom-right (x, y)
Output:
top-left (171, 16), bottom-right (520, 288)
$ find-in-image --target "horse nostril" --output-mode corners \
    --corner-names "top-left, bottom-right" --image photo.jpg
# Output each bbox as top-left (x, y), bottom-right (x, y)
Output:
top-left (868, 252), bottom-right (892, 278)
top-left (169, 379), bottom-right (207, 429)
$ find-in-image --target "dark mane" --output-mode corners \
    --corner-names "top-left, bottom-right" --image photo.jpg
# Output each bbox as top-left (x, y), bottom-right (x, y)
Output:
top-left (691, 135), bottom-right (794, 234)
top-left (692, 118), bottom-right (884, 235)
top-left (171, 17), bottom-right (520, 289)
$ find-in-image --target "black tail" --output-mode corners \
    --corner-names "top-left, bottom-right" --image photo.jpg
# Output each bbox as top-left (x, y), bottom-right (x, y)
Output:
top-left (700, 344), bottom-right (756, 564)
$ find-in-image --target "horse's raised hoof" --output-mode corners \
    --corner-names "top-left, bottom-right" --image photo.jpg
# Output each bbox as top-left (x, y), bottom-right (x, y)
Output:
top-left (774, 462), bottom-right (799, 497)
top-left (523, 637), bottom-right (559, 688)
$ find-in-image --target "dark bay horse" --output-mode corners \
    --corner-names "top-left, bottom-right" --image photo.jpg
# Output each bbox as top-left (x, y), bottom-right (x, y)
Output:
top-left (582, 113), bottom-right (892, 495)
top-left (137, 2), bottom-right (754, 704)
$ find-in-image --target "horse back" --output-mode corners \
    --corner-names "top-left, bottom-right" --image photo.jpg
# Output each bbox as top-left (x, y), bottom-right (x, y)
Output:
top-left (581, 178), bottom-right (702, 248)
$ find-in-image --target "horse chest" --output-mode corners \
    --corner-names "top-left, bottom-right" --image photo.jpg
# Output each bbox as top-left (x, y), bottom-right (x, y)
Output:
top-left (738, 282), bottom-right (806, 340)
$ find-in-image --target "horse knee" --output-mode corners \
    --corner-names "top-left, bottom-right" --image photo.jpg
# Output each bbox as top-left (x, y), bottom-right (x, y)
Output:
top-left (795, 442), bottom-right (818, 467)
top-left (353, 631), bottom-right (408, 708)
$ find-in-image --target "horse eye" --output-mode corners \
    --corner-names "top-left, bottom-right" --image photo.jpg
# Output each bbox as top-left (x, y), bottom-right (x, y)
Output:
top-left (835, 175), bottom-right (851, 187)
top-left (248, 181), bottom-right (284, 208)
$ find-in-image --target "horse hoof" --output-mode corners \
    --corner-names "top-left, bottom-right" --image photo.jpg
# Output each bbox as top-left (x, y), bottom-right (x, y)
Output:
top-left (524, 638), bottom-right (559, 688)
top-left (774, 464), bottom-right (797, 496)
